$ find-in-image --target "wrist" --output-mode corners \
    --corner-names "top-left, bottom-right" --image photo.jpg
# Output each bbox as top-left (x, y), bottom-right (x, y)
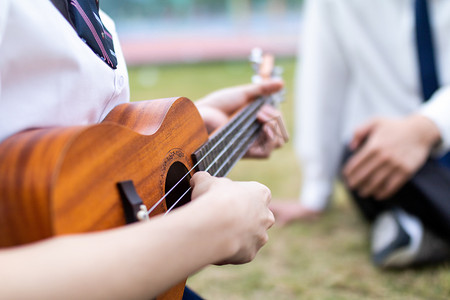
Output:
top-left (186, 196), bottom-right (239, 263)
top-left (408, 114), bottom-right (442, 150)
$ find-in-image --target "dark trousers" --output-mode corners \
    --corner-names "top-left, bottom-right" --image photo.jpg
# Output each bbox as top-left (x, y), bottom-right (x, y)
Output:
top-left (343, 150), bottom-right (450, 243)
top-left (182, 287), bottom-right (203, 300)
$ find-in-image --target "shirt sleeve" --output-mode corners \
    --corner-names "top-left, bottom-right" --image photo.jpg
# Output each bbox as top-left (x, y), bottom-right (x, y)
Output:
top-left (294, 0), bottom-right (350, 211)
top-left (419, 86), bottom-right (450, 154)
top-left (0, 0), bottom-right (10, 106)
top-left (0, 0), bottom-right (8, 43)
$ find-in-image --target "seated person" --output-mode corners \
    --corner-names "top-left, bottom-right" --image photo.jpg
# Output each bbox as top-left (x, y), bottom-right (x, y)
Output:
top-left (270, 0), bottom-right (450, 268)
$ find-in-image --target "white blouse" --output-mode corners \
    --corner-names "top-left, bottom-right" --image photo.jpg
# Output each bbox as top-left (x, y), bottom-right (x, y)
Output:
top-left (0, 0), bottom-right (130, 142)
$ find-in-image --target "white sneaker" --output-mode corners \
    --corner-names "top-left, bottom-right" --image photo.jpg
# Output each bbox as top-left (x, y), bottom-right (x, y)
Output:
top-left (371, 208), bottom-right (450, 268)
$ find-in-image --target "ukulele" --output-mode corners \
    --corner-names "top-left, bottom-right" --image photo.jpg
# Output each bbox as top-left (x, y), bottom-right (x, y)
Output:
top-left (0, 49), bottom-right (286, 299)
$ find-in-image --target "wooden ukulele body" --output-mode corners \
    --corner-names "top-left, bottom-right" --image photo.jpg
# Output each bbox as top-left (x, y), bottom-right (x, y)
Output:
top-left (0, 97), bottom-right (208, 299)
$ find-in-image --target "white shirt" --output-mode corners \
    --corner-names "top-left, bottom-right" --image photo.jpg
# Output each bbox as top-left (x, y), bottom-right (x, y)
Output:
top-left (0, 0), bottom-right (129, 143)
top-left (296, 0), bottom-right (450, 210)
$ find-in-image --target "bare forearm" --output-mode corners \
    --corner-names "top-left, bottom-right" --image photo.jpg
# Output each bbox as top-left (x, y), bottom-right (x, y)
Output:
top-left (0, 174), bottom-right (273, 299)
top-left (0, 203), bottom-right (233, 299)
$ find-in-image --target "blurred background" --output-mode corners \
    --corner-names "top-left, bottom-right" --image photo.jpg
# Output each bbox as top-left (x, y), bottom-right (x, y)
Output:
top-left (102, 0), bottom-right (302, 64)
top-left (102, 1), bottom-right (449, 299)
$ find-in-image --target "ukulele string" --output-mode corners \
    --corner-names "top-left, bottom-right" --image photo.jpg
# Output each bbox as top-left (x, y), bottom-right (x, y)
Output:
top-left (164, 116), bottom-right (262, 215)
top-left (164, 110), bottom-right (289, 215)
top-left (162, 116), bottom-right (259, 215)
top-left (146, 97), bottom-right (266, 216)
top-left (163, 96), bottom-right (289, 215)
top-left (162, 55), bottom-right (283, 215)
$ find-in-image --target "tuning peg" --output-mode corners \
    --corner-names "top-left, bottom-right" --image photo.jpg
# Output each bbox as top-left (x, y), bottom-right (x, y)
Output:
top-left (272, 66), bottom-right (284, 79)
top-left (249, 47), bottom-right (263, 64)
top-left (249, 47), bottom-right (263, 75)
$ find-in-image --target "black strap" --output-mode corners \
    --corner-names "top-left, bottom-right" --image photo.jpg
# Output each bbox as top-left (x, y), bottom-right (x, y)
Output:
top-left (50, 0), bottom-right (118, 69)
top-left (415, 0), bottom-right (450, 168)
top-left (415, 0), bottom-right (440, 101)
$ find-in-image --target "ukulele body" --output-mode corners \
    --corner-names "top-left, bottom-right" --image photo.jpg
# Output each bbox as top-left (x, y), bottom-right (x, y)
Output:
top-left (0, 97), bottom-right (208, 299)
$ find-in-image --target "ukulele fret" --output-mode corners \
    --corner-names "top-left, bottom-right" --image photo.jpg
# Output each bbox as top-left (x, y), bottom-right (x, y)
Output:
top-left (192, 95), bottom-right (268, 176)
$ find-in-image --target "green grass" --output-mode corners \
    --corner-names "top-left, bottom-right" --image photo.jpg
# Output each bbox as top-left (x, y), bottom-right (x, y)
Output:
top-left (128, 59), bottom-right (450, 300)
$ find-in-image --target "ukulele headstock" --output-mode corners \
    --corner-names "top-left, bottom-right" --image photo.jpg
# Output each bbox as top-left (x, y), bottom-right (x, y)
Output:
top-left (249, 48), bottom-right (283, 83)
top-left (249, 48), bottom-right (285, 106)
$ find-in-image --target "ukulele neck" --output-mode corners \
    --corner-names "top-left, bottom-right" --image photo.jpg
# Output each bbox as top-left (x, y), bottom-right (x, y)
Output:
top-left (192, 48), bottom-right (284, 177)
top-left (192, 95), bottom-right (271, 177)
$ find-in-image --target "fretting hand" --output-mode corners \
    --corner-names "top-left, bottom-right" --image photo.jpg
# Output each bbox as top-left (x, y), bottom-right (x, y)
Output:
top-left (195, 79), bottom-right (287, 158)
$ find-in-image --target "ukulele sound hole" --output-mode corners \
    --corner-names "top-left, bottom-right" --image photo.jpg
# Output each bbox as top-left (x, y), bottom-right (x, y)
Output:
top-left (164, 161), bottom-right (192, 211)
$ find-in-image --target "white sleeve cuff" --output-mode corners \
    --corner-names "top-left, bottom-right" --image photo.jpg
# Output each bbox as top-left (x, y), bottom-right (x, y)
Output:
top-left (419, 86), bottom-right (450, 153)
top-left (0, 0), bottom-right (9, 43)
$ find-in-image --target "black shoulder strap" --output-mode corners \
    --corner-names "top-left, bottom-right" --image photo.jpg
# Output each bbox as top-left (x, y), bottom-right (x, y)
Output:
top-left (50, 0), bottom-right (76, 29)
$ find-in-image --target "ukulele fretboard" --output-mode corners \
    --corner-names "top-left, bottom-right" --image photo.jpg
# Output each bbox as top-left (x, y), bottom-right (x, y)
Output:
top-left (192, 96), bottom-right (271, 176)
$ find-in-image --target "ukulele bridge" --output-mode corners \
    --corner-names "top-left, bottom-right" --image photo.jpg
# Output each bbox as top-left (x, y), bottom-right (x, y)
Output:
top-left (117, 180), bottom-right (149, 224)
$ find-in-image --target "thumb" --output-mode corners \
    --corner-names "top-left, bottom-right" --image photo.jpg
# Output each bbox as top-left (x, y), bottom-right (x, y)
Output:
top-left (190, 171), bottom-right (212, 188)
top-left (246, 79), bottom-right (284, 100)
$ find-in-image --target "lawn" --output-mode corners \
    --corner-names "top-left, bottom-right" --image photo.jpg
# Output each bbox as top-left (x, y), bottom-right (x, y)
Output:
top-left (128, 58), bottom-right (450, 300)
